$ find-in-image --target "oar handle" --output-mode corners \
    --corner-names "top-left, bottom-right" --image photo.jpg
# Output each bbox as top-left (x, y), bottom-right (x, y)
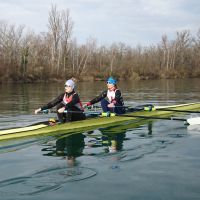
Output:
top-left (39, 109), bottom-right (102, 115)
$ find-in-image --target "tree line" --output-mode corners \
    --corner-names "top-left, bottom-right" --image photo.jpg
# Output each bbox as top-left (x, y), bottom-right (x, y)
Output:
top-left (0, 4), bottom-right (200, 83)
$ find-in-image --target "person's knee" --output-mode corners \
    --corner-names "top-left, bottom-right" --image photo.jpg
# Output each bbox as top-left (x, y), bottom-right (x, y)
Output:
top-left (56, 103), bottom-right (65, 110)
top-left (101, 99), bottom-right (108, 105)
top-left (115, 108), bottom-right (125, 114)
top-left (101, 99), bottom-right (109, 112)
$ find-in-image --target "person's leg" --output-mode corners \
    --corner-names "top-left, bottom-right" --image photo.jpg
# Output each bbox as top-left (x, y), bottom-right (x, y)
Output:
top-left (100, 99), bottom-right (110, 112)
top-left (114, 103), bottom-right (125, 114)
top-left (56, 103), bottom-right (67, 123)
top-left (65, 109), bottom-right (72, 122)
top-left (69, 106), bottom-right (86, 121)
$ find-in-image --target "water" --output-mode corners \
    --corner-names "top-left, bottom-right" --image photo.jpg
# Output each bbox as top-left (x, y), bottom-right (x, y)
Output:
top-left (0, 78), bottom-right (200, 200)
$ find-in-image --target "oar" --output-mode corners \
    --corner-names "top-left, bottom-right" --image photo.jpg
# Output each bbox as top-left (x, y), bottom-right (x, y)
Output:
top-left (125, 104), bottom-right (200, 114)
top-left (40, 110), bottom-right (200, 125)
top-left (101, 111), bottom-right (200, 125)
top-left (40, 110), bottom-right (102, 116)
top-left (115, 114), bottom-right (200, 125)
top-left (103, 112), bottom-right (200, 125)
top-left (110, 104), bottom-right (200, 114)
top-left (86, 104), bottom-right (200, 114)
top-left (155, 107), bottom-right (200, 113)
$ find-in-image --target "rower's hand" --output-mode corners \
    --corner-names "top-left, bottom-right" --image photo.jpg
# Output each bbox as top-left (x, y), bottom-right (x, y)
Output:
top-left (83, 102), bottom-right (92, 109)
top-left (58, 107), bottom-right (65, 113)
top-left (35, 108), bottom-right (41, 114)
top-left (108, 103), bottom-right (115, 108)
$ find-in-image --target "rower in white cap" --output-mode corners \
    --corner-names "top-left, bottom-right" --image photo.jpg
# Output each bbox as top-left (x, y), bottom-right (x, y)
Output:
top-left (35, 79), bottom-right (85, 123)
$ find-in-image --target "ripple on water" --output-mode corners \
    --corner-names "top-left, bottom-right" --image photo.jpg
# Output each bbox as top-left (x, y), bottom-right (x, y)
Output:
top-left (90, 137), bottom-right (174, 165)
top-left (121, 139), bottom-right (174, 162)
top-left (0, 165), bottom-right (97, 196)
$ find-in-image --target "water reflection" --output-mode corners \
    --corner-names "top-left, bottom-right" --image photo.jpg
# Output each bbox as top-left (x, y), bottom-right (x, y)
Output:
top-left (0, 120), bottom-right (182, 197)
top-left (0, 133), bottom-right (96, 197)
top-left (40, 121), bottom-right (143, 167)
top-left (85, 120), bottom-right (146, 154)
top-left (39, 119), bottom-right (185, 165)
top-left (41, 120), bottom-right (142, 157)
top-left (87, 130), bottom-right (126, 153)
top-left (102, 132), bottom-right (126, 153)
top-left (138, 121), bottom-right (153, 138)
top-left (42, 133), bottom-right (85, 167)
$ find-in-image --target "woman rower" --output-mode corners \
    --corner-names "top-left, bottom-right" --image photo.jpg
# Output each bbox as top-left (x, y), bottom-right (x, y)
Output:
top-left (84, 77), bottom-right (125, 114)
top-left (35, 79), bottom-right (85, 123)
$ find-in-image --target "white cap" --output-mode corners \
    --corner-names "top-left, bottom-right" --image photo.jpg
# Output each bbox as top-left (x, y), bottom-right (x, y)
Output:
top-left (65, 79), bottom-right (75, 89)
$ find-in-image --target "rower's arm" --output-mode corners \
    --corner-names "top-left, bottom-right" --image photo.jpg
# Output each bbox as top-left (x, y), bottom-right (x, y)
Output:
top-left (89, 90), bottom-right (107, 105)
top-left (113, 90), bottom-right (123, 105)
top-left (41, 93), bottom-right (64, 110)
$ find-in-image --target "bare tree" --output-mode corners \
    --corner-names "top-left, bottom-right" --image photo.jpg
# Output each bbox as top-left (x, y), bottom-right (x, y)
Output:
top-left (174, 30), bottom-right (191, 69)
top-left (48, 4), bottom-right (62, 74)
top-left (60, 9), bottom-right (73, 74)
top-left (0, 22), bottom-right (24, 78)
top-left (1, 10), bottom-right (200, 83)
top-left (160, 34), bottom-right (170, 70)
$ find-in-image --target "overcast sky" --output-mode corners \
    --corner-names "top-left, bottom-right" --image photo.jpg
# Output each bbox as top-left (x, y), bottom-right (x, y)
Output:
top-left (0, 0), bottom-right (200, 46)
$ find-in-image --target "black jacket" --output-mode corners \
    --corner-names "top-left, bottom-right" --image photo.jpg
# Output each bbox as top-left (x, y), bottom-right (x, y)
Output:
top-left (41, 90), bottom-right (82, 111)
top-left (89, 89), bottom-right (124, 106)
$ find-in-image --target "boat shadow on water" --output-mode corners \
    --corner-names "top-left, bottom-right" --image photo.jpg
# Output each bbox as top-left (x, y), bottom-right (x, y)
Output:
top-left (42, 119), bottom-right (177, 164)
top-left (86, 121), bottom-right (175, 163)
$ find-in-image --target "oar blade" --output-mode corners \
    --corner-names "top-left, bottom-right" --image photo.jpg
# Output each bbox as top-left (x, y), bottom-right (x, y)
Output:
top-left (187, 117), bottom-right (200, 125)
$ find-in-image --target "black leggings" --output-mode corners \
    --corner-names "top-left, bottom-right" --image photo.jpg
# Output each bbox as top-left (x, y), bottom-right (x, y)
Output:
top-left (56, 103), bottom-right (86, 123)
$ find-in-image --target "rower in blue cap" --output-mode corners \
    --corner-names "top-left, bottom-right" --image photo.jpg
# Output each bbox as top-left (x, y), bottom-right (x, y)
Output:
top-left (84, 77), bottom-right (125, 114)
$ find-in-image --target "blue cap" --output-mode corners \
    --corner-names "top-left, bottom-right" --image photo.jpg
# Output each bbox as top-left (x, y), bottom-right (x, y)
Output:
top-left (107, 77), bottom-right (117, 85)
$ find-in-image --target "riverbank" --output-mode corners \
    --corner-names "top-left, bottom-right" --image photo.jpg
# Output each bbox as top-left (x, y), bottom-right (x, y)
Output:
top-left (1, 71), bottom-right (200, 84)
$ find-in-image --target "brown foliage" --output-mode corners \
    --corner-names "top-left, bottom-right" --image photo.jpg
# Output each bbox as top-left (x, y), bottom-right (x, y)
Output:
top-left (0, 8), bottom-right (200, 83)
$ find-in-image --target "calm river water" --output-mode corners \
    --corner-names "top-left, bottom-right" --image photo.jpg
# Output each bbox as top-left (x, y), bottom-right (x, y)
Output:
top-left (0, 78), bottom-right (200, 200)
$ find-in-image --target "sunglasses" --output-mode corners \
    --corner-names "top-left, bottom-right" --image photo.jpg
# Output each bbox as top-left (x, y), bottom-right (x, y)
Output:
top-left (107, 81), bottom-right (113, 84)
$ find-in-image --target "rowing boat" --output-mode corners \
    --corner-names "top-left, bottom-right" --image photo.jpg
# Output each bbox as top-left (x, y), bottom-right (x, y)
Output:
top-left (0, 102), bottom-right (200, 141)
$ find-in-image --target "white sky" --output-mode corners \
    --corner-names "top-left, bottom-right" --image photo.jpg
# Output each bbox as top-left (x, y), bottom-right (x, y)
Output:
top-left (0, 0), bottom-right (200, 46)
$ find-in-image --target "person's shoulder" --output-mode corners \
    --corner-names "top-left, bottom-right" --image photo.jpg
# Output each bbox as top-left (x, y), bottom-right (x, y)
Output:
top-left (58, 92), bottom-right (65, 98)
top-left (115, 88), bottom-right (122, 94)
top-left (72, 91), bottom-right (80, 97)
top-left (116, 88), bottom-right (121, 91)
top-left (102, 90), bottom-right (108, 94)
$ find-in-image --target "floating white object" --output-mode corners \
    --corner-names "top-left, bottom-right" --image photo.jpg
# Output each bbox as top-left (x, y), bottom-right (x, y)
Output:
top-left (187, 117), bottom-right (200, 125)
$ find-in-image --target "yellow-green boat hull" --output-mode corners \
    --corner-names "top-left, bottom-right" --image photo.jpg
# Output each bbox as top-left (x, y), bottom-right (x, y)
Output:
top-left (1, 102), bottom-right (200, 141)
